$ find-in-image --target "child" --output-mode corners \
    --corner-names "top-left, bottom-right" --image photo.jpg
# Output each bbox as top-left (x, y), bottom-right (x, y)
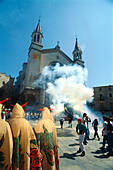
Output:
top-left (76, 118), bottom-right (87, 156)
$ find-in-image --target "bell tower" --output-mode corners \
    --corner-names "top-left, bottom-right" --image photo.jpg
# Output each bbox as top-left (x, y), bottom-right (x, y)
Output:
top-left (73, 37), bottom-right (84, 67)
top-left (31, 19), bottom-right (43, 50)
top-left (25, 20), bottom-right (43, 88)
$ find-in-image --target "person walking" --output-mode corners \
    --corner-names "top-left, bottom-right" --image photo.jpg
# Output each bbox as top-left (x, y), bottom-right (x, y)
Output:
top-left (76, 118), bottom-right (87, 156)
top-left (92, 119), bottom-right (100, 140)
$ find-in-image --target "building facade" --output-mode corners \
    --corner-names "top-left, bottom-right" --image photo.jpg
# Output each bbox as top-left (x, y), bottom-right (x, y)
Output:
top-left (92, 85), bottom-right (113, 115)
top-left (14, 20), bottom-right (84, 108)
top-left (0, 73), bottom-right (14, 102)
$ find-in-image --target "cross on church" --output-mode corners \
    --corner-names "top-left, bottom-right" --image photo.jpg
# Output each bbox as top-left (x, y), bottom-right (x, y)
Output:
top-left (57, 41), bottom-right (59, 46)
top-left (38, 16), bottom-right (41, 21)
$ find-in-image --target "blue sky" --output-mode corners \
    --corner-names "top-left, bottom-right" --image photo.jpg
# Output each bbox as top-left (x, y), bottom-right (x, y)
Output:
top-left (0, 0), bottom-right (113, 88)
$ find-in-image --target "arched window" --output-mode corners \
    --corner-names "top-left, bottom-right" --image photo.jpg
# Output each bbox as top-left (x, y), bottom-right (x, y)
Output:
top-left (34, 34), bottom-right (36, 42)
top-left (37, 34), bottom-right (40, 42)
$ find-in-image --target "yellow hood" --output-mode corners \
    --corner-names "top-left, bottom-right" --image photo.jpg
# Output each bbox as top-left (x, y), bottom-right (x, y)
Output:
top-left (42, 107), bottom-right (51, 119)
top-left (11, 103), bottom-right (25, 118)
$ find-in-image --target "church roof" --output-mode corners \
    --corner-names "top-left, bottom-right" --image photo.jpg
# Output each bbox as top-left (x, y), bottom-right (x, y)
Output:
top-left (42, 48), bottom-right (72, 63)
top-left (74, 38), bottom-right (79, 51)
top-left (36, 19), bottom-right (41, 33)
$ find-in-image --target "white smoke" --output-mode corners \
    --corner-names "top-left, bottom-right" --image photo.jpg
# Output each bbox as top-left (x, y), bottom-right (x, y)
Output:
top-left (32, 63), bottom-right (93, 114)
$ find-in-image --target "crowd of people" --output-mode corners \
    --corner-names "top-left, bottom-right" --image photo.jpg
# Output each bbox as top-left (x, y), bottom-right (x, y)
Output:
top-left (0, 99), bottom-right (59, 170)
top-left (1, 98), bottom-right (113, 169)
top-left (76, 113), bottom-right (113, 157)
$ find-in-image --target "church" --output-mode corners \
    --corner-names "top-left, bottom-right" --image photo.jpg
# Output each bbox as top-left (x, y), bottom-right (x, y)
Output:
top-left (14, 20), bottom-right (84, 108)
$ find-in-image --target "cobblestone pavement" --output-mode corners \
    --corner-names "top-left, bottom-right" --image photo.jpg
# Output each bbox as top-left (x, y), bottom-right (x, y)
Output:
top-left (29, 120), bottom-right (113, 170)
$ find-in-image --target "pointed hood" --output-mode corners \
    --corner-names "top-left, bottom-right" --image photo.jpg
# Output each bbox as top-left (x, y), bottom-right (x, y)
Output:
top-left (11, 103), bottom-right (25, 118)
top-left (42, 107), bottom-right (51, 119)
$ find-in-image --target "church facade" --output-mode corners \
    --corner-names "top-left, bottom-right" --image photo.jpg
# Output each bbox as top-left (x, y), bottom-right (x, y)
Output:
top-left (14, 20), bottom-right (84, 108)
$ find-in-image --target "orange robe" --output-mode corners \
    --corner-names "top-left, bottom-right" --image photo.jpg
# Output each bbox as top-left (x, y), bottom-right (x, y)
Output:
top-left (0, 104), bottom-right (13, 169)
top-left (8, 103), bottom-right (42, 170)
top-left (34, 107), bottom-right (59, 170)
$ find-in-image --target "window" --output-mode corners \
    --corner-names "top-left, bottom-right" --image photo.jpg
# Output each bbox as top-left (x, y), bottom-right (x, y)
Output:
top-left (2, 81), bottom-right (5, 85)
top-left (100, 94), bottom-right (102, 98)
top-left (37, 34), bottom-right (40, 42)
top-left (99, 88), bottom-right (101, 91)
top-left (34, 34), bottom-right (36, 42)
top-left (109, 93), bottom-right (112, 98)
top-left (109, 87), bottom-right (111, 90)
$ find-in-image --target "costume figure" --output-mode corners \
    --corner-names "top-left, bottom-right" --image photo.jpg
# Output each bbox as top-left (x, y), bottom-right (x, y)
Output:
top-left (8, 103), bottom-right (42, 170)
top-left (0, 99), bottom-right (13, 169)
top-left (34, 107), bottom-right (59, 170)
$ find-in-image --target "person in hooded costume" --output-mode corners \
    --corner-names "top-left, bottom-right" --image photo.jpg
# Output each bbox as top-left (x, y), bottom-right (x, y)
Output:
top-left (34, 107), bottom-right (59, 170)
top-left (8, 103), bottom-right (43, 170)
top-left (0, 99), bottom-right (13, 169)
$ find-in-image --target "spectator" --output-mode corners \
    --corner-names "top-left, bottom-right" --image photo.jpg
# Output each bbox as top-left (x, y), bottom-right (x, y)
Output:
top-left (92, 119), bottom-right (100, 140)
top-left (60, 117), bottom-right (64, 129)
top-left (86, 116), bottom-right (91, 140)
top-left (68, 118), bottom-right (72, 128)
top-left (100, 116), bottom-right (107, 151)
top-left (76, 118), bottom-right (87, 156)
top-left (106, 117), bottom-right (113, 156)
top-left (82, 113), bottom-right (88, 145)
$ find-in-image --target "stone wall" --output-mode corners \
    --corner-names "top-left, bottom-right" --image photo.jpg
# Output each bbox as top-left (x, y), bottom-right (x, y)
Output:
top-left (0, 73), bottom-right (14, 100)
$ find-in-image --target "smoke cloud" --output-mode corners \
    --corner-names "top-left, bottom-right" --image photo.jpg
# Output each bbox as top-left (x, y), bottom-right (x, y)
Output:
top-left (32, 63), bottom-right (93, 114)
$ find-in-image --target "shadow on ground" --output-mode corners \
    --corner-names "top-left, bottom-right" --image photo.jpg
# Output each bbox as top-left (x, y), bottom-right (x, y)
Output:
top-left (60, 153), bottom-right (77, 160)
top-left (69, 143), bottom-right (79, 146)
top-left (57, 128), bottom-right (76, 137)
top-left (91, 149), bottom-right (108, 154)
top-left (94, 155), bottom-right (110, 159)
